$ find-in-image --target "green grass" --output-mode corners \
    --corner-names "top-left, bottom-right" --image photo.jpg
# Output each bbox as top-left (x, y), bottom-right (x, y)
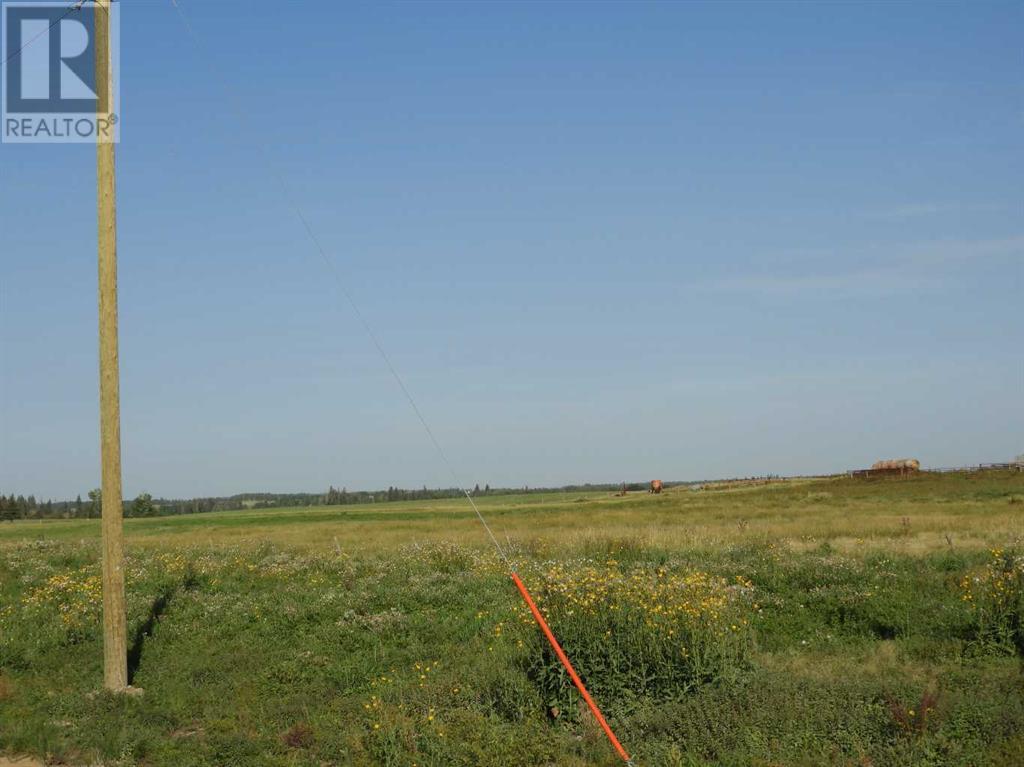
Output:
top-left (1, 471), bottom-right (1023, 766)
top-left (4, 471), bottom-right (1022, 555)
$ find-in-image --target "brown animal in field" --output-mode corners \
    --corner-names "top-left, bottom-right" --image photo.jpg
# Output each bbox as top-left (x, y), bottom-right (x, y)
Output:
top-left (649, 479), bottom-right (663, 494)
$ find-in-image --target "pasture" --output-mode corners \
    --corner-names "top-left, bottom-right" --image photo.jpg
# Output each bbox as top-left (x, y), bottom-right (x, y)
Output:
top-left (1, 471), bottom-right (1023, 766)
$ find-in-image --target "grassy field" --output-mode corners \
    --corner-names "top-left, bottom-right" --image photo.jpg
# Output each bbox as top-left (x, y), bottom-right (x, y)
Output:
top-left (1, 471), bottom-right (1023, 766)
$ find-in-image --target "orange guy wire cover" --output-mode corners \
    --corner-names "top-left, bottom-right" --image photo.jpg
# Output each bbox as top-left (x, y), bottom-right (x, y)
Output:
top-left (510, 572), bottom-right (634, 766)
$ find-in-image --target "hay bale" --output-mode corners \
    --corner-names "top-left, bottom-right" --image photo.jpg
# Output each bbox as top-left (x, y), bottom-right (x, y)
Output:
top-left (871, 458), bottom-right (919, 471)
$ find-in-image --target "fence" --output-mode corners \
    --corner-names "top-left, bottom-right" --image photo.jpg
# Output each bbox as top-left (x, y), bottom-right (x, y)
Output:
top-left (927, 463), bottom-right (1023, 474)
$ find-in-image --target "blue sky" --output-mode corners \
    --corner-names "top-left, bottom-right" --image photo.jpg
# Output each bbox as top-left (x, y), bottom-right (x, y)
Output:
top-left (1, 1), bottom-right (1021, 499)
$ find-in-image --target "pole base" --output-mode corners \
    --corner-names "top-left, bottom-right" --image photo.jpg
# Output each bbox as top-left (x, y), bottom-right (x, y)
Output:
top-left (90, 685), bottom-right (144, 698)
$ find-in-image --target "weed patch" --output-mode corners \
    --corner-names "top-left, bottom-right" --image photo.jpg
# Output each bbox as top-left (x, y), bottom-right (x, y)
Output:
top-left (520, 560), bottom-right (754, 714)
top-left (960, 548), bottom-right (1024, 655)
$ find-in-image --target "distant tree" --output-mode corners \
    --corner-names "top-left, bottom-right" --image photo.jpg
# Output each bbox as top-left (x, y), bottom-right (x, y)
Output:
top-left (131, 492), bottom-right (155, 517)
top-left (87, 488), bottom-right (102, 518)
top-left (473, 484), bottom-right (481, 497)
top-left (484, 484), bottom-right (490, 494)
top-left (74, 494), bottom-right (84, 518)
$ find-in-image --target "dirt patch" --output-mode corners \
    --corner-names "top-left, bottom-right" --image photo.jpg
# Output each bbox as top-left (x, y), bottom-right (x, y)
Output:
top-left (170, 724), bottom-right (204, 740)
top-left (280, 722), bottom-right (314, 749)
top-left (0, 757), bottom-right (46, 767)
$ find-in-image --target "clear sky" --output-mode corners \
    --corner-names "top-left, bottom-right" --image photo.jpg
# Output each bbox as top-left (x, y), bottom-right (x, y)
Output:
top-left (1, 1), bottom-right (1021, 499)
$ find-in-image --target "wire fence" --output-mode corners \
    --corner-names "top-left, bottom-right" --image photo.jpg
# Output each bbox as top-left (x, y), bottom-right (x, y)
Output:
top-left (926, 463), bottom-right (1024, 474)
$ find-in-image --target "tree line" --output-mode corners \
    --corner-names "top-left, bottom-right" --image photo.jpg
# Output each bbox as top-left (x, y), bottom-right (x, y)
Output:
top-left (0, 481), bottom-right (639, 521)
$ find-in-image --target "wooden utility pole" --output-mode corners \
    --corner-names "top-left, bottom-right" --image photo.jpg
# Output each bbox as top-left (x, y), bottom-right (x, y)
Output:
top-left (96, 0), bottom-right (128, 692)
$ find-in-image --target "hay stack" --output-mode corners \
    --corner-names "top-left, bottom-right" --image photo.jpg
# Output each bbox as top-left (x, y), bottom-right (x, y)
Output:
top-left (871, 458), bottom-right (920, 471)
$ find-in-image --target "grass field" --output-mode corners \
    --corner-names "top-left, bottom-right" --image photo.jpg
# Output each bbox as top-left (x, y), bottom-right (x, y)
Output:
top-left (2, 471), bottom-right (1023, 766)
